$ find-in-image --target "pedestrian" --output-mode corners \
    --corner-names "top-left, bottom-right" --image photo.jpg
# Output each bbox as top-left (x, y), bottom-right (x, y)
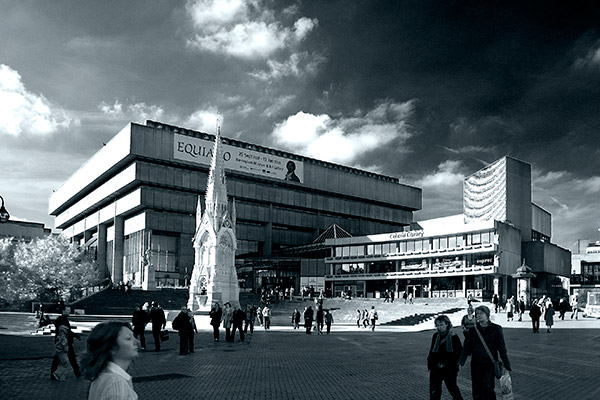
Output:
top-left (356, 309), bottom-right (362, 328)
top-left (222, 302), bottom-right (233, 341)
top-left (316, 305), bottom-right (325, 334)
top-left (384, 289), bottom-right (390, 303)
top-left (50, 309), bottom-right (81, 380)
top-left (148, 301), bottom-right (166, 351)
top-left (408, 291), bottom-right (414, 304)
top-left (131, 304), bottom-right (148, 350)
top-left (459, 305), bottom-right (512, 399)
top-left (558, 298), bottom-right (568, 320)
top-left (545, 302), bottom-right (555, 333)
top-left (290, 287), bottom-right (295, 300)
top-left (492, 294), bottom-right (499, 313)
top-left (209, 302), bottom-right (222, 342)
top-left (262, 304), bottom-right (271, 330)
top-left (187, 308), bottom-right (197, 352)
top-left (403, 291), bottom-right (408, 304)
top-left (390, 290), bottom-right (395, 303)
top-left (506, 296), bottom-right (515, 322)
top-left (292, 308), bottom-right (301, 329)
top-left (539, 295), bottom-right (547, 319)
top-left (363, 309), bottom-right (370, 328)
top-left (368, 306), bottom-right (378, 331)
top-left (303, 306), bottom-right (314, 334)
top-left (529, 299), bottom-right (542, 333)
top-left (244, 304), bottom-right (255, 334)
top-left (231, 305), bottom-right (246, 342)
top-left (81, 321), bottom-right (139, 400)
top-left (460, 304), bottom-right (476, 338)
top-left (427, 315), bottom-right (464, 400)
top-left (172, 307), bottom-right (194, 355)
top-left (570, 297), bottom-right (579, 320)
top-left (325, 310), bottom-right (334, 334)
top-left (517, 296), bottom-right (525, 321)
top-left (52, 324), bottom-right (71, 381)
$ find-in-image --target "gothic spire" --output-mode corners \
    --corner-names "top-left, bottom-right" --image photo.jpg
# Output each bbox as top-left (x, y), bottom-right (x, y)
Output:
top-left (204, 116), bottom-right (229, 231)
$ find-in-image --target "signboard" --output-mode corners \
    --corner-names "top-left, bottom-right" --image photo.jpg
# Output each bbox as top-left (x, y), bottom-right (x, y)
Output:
top-left (389, 230), bottom-right (424, 240)
top-left (174, 133), bottom-right (304, 182)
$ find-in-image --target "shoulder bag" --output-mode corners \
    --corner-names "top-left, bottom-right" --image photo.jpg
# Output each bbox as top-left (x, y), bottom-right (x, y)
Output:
top-left (474, 326), bottom-right (504, 379)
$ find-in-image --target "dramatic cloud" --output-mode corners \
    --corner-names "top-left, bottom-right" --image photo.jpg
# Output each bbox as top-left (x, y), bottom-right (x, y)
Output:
top-left (573, 42), bottom-right (600, 70)
top-left (186, 108), bottom-right (220, 132)
top-left (271, 100), bottom-right (414, 164)
top-left (0, 64), bottom-right (72, 136)
top-left (186, 0), bottom-right (317, 59)
top-left (249, 51), bottom-right (324, 81)
top-left (415, 160), bottom-right (466, 189)
top-left (98, 100), bottom-right (165, 123)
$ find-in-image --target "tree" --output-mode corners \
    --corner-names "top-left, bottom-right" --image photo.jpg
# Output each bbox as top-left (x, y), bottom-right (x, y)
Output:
top-left (0, 235), bottom-right (98, 303)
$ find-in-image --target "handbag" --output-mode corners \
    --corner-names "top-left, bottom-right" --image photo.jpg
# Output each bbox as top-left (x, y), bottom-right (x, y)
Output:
top-left (474, 326), bottom-right (504, 379)
top-left (160, 329), bottom-right (169, 342)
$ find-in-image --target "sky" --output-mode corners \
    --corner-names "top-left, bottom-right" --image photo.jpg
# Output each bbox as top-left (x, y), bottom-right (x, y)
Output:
top-left (1, 0), bottom-right (599, 251)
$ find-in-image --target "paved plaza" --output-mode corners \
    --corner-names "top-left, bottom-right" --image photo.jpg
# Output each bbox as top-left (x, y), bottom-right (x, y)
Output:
top-left (0, 315), bottom-right (599, 400)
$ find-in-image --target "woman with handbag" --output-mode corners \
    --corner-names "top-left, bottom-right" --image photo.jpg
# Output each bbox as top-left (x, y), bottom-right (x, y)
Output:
top-left (459, 305), bottom-right (511, 399)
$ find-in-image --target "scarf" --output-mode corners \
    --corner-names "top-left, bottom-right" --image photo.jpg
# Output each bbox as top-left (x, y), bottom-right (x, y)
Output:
top-left (432, 331), bottom-right (454, 353)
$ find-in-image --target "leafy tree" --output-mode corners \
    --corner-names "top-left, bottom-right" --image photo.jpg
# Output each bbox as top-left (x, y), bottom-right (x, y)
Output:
top-left (0, 235), bottom-right (98, 303)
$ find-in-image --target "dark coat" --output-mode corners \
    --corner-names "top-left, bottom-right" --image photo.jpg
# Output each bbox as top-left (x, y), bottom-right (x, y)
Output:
top-left (529, 304), bottom-right (542, 320)
top-left (172, 311), bottom-right (193, 333)
top-left (303, 308), bottom-right (314, 321)
top-left (232, 309), bottom-right (245, 326)
top-left (459, 322), bottom-right (511, 371)
top-left (132, 309), bottom-right (148, 329)
top-left (316, 308), bottom-right (324, 323)
top-left (209, 307), bottom-right (223, 327)
top-left (149, 307), bottom-right (166, 327)
top-left (427, 332), bottom-right (463, 371)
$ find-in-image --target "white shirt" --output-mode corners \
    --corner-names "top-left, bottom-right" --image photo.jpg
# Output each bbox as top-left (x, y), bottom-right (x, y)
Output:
top-left (88, 362), bottom-right (138, 400)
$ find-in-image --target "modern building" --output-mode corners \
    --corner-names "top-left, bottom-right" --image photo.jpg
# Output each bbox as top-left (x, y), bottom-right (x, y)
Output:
top-left (325, 156), bottom-right (571, 302)
top-left (49, 120), bottom-right (422, 291)
top-left (570, 239), bottom-right (600, 300)
top-left (0, 219), bottom-right (51, 242)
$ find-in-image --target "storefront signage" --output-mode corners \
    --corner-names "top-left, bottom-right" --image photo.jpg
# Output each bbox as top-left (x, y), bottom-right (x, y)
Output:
top-left (389, 230), bottom-right (424, 240)
top-left (174, 133), bottom-right (304, 183)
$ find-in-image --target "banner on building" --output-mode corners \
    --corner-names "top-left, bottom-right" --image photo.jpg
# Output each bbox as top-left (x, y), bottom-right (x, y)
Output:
top-left (174, 133), bottom-right (304, 183)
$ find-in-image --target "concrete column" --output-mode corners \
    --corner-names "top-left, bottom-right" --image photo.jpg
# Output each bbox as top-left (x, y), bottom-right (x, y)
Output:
top-left (112, 216), bottom-right (125, 284)
top-left (97, 225), bottom-right (108, 279)
top-left (462, 275), bottom-right (467, 298)
top-left (428, 277), bottom-right (432, 298)
top-left (84, 229), bottom-right (93, 244)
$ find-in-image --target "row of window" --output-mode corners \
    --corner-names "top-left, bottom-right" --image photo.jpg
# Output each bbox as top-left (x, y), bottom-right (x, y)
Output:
top-left (334, 231), bottom-right (494, 258)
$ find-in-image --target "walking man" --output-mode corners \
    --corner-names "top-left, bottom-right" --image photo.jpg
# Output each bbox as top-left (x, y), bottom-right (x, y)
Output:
top-left (50, 309), bottom-right (81, 380)
top-left (325, 310), bottom-right (334, 334)
top-left (570, 297), bottom-right (579, 320)
top-left (368, 306), bottom-right (378, 331)
top-left (149, 301), bottom-right (166, 351)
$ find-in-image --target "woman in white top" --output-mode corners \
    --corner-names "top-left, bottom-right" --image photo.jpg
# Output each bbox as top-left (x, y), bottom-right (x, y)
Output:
top-left (81, 321), bottom-right (139, 400)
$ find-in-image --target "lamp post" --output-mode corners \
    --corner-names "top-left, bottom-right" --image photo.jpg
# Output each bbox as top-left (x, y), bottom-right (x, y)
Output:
top-left (0, 195), bottom-right (10, 223)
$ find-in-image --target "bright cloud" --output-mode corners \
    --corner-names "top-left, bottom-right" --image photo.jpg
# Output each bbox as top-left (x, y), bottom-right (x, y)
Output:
top-left (573, 42), bottom-right (600, 69)
top-left (0, 64), bottom-right (71, 136)
top-left (250, 51), bottom-right (324, 81)
top-left (186, 0), bottom-right (317, 59)
top-left (98, 100), bottom-right (165, 123)
top-left (271, 100), bottom-right (415, 164)
top-left (186, 108), bottom-right (220, 132)
top-left (416, 160), bottom-right (465, 188)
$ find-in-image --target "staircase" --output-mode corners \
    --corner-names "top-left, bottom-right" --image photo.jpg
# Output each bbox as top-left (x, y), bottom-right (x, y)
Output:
top-left (69, 287), bottom-right (189, 315)
top-left (0, 312), bottom-right (38, 335)
top-left (383, 307), bottom-right (464, 326)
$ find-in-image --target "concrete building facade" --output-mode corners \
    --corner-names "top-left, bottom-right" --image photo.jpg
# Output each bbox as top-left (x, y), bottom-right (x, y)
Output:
top-left (325, 157), bottom-right (571, 302)
top-left (49, 121), bottom-right (422, 290)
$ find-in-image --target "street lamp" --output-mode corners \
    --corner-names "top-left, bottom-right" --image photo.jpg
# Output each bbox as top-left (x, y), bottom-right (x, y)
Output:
top-left (0, 195), bottom-right (9, 223)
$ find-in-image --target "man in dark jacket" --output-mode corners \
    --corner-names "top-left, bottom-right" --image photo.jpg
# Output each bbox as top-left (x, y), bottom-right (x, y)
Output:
top-left (316, 305), bottom-right (324, 334)
top-left (303, 306), bottom-right (314, 335)
top-left (172, 307), bottom-right (194, 355)
top-left (132, 304), bottom-right (148, 349)
top-left (459, 305), bottom-right (511, 399)
top-left (231, 306), bottom-right (246, 342)
top-left (529, 299), bottom-right (542, 333)
top-left (149, 301), bottom-right (166, 351)
top-left (50, 309), bottom-right (81, 380)
top-left (209, 303), bottom-right (223, 341)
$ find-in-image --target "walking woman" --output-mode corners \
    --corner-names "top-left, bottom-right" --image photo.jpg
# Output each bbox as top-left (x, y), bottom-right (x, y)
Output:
top-left (459, 305), bottom-right (511, 399)
top-left (81, 321), bottom-right (139, 400)
top-left (209, 302), bottom-right (223, 342)
top-left (427, 315), bottom-right (463, 400)
top-left (545, 301), bottom-right (555, 333)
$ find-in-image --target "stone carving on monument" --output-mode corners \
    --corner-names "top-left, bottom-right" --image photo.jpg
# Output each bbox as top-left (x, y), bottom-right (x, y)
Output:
top-left (188, 118), bottom-right (240, 311)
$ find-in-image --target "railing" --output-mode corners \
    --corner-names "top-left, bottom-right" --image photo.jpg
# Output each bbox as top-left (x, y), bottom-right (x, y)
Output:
top-left (68, 278), bottom-right (111, 302)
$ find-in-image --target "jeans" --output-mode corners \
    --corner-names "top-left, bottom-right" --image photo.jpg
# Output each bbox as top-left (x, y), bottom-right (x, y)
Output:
top-left (430, 367), bottom-right (463, 400)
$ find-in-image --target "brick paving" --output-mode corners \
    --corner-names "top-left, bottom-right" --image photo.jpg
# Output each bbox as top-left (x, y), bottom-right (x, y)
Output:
top-left (1, 315), bottom-right (599, 400)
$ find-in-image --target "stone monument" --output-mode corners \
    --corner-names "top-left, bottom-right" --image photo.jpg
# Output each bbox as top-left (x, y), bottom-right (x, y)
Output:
top-left (188, 118), bottom-right (239, 311)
